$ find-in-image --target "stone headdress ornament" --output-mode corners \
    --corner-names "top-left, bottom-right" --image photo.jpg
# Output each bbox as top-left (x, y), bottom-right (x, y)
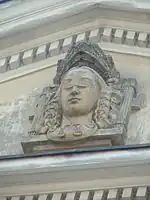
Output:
top-left (54, 41), bottom-right (120, 85)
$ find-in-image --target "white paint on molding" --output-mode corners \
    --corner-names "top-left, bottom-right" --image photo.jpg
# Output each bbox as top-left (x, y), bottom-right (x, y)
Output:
top-left (0, 0), bottom-right (150, 39)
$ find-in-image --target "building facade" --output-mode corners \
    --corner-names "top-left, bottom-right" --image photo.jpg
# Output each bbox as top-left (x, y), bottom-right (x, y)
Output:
top-left (0, 0), bottom-right (150, 199)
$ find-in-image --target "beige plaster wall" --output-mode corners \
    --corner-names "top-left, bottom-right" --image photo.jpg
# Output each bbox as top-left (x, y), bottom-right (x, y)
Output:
top-left (0, 52), bottom-right (150, 155)
top-left (0, 66), bottom-right (57, 102)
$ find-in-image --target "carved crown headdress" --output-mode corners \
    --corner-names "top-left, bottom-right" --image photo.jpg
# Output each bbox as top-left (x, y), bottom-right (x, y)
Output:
top-left (54, 41), bottom-right (120, 85)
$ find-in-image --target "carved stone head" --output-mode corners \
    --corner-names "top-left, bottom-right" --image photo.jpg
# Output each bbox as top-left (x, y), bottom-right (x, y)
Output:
top-left (33, 41), bottom-right (122, 142)
top-left (26, 41), bottom-right (142, 152)
top-left (60, 66), bottom-right (106, 117)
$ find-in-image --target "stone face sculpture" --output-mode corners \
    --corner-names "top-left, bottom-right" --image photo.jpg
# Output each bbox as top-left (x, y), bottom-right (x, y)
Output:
top-left (47, 66), bottom-right (117, 142)
top-left (23, 41), bottom-right (143, 153)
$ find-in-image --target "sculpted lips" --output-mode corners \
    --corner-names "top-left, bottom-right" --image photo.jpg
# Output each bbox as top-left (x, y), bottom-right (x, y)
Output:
top-left (68, 97), bottom-right (81, 103)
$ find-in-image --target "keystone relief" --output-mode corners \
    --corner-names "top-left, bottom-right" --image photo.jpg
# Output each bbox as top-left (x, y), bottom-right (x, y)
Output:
top-left (22, 41), bottom-right (143, 153)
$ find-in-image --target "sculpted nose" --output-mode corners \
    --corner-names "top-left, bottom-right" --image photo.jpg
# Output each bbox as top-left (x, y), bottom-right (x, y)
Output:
top-left (71, 86), bottom-right (79, 96)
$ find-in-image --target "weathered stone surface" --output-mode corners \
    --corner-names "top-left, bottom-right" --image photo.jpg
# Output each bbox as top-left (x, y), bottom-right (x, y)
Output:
top-left (25, 41), bottom-right (141, 153)
top-left (0, 88), bottom-right (41, 156)
top-left (114, 53), bottom-right (150, 145)
top-left (0, 81), bottom-right (148, 156)
top-left (0, 51), bottom-right (149, 155)
top-left (126, 83), bottom-right (149, 144)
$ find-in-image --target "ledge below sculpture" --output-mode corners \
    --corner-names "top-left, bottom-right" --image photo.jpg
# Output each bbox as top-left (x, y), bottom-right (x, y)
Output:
top-left (22, 41), bottom-right (143, 153)
top-left (22, 126), bottom-right (124, 153)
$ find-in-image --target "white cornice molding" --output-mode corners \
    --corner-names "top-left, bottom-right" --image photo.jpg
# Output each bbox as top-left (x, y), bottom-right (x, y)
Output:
top-left (0, 24), bottom-right (150, 84)
top-left (0, 2), bottom-right (150, 88)
top-left (1, 0), bottom-right (150, 39)
top-left (0, 53), bottom-right (65, 84)
top-left (1, 42), bottom-right (150, 86)
top-left (0, 147), bottom-right (150, 196)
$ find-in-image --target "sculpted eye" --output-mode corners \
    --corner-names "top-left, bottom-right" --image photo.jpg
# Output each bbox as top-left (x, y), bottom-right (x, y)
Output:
top-left (63, 79), bottom-right (72, 89)
top-left (78, 78), bottom-right (92, 87)
top-left (78, 85), bottom-right (87, 88)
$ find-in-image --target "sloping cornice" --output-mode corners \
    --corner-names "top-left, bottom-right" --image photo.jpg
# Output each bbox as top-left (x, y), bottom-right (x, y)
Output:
top-left (1, 0), bottom-right (150, 48)
top-left (0, 25), bottom-right (150, 85)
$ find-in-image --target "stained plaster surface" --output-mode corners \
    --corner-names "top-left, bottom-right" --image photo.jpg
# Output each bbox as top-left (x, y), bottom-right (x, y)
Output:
top-left (0, 53), bottom-right (150, 155)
